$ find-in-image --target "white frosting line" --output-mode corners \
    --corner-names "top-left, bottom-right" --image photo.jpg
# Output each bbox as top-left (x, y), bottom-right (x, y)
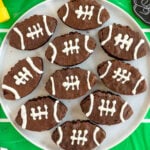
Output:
top-left (93, 127), bottom-right (100, 146)
top-left (120, 102), bottom-right (128, 122)
top-left (132, 76), bottom-right (145, 95)
top-left (70, 129), bottom-right (88, 145)
top-left (114, 34), bottom-right (133, 51)
top-left (101, 25), bottom-right (113, 46)
top-left (50, 76), bottom-right (56, 95)
top-left (21, 105), bottom-right (27, 129)
top-left (134, 39), bottom-right (145, 60)
top-left (97, 6), bottom-right (104, 25)
top-left (13, 27), bottom-right (25, 50)
top-left (100, 61), bottom-right (112, 79)
top-left (2, 84), bottom-right (20, 99)
top-left (57, 126), bottom-right (63, 145)
top-left (53, 100), bottom-right (60, 123)
top-left (87, 71), bottom-right (91, 90)
top-left (63, 3), bottom-right (69, 22)
top-left (49, 42), bottom-right (57, 64)
top-left (43, 15), bottom-right (53, 36)
top-left (85, 35), bottom-right (94, 53)
top-left (86, 94), bottom-right (94, 117)
top-left (26, 57), bottom-right (43, 74)
top-left (75, 5), bottom-right (95, 20)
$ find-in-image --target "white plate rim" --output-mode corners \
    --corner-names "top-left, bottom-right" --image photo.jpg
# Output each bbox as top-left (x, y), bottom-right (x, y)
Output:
top-left (0, 0), bottom-right (149, 150)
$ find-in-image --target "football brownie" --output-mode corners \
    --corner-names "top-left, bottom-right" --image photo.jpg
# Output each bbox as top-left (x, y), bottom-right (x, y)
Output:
top-left (97, 60), bottom-right (147, 95)
top-left (57, 0), bottom-right (110, 30)
top-left (45, 67), bottom-right (97, 99)
top-left (2, 57), bottom-right (43, 100)
top-left (81, 90), bottom-right (133, 125)
top-left (16, 97), bottom-right (67, 131)
top-left (45, 32), bottom-right (96, 66)
top-left (9, 15), bottom-right (57, 50)
top-left (98, 24), bottom-right (147, 60)
top-left (52, 120), bottom-right (106, 150)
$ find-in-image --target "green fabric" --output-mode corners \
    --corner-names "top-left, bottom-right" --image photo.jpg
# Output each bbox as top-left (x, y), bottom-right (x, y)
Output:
top-left (145, 110), bottom-right (150, 119)
top-left (0, 106), bottom-right (7, 118)
top-left (0, 123), bottom-right (40, 150)
top-left (0, 32), bottom-right (6, 45)
top-left (0, 0), bottom-right (150, 150)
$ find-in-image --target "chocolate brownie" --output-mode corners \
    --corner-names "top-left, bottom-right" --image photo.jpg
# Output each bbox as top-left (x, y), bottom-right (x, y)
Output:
top-left (98, 24), bottom-right (147, 60)
top-left (52, 120), bottom-right (106, 150)
top-left (2, 57), bottom-right (43, 100)
top-left (81, 90), bottom-right (133, 125)
top-left (57, 0), bottom-right (110, 30)
top-left (45, 67), bottom-right (97, 99)
top-left (97, 60), bottom-right (147, 95)
top-left (16, 97), bottom-right (67, 131)
top-left (45, 32), bottom-right (96, 66)
top-left (9, 15), bottom-right (57, 50)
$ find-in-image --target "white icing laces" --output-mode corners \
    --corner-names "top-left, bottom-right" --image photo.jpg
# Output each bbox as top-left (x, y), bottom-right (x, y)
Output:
top-left (132, 76), bottom-right (145, 95)
top-left (21, 105), bottom-right (27, 129)
top-left (2, 84), bottom-right (20, 99)
top-left (134, 39), bottom-right (145, 60)
top-left (101, 25), bottom-right (113, 46)
top-left (13, 27), bottom-right (25, 50)
top-left (75, 5), bottom-right (95, 20)
top-left (84, 35), bottom-right (94, 53)
top-left (112, 68), bottom-right (131, 84)
top-left (13, 67), bottom-right (33, 85)
top-left (120, 102), bottom-right (128, 122)
top-left (114, 33), bottom-right (133, 51)
top-left (50, 76), bottom-right (56, 95)
top-left (30, 105), bottom-right (48, 120)
top-left (70, 129), bottom-right (88, 145)
top-left (87, 71), bottom-right (91, 90)
top-left (43, 15), bottom-right (53, 36)
top-left (86, 94), bottom-right (94, 117)
top-left (26, 57), bottom-right (43, 74)
top-left (93, 127), bottom-right (100, 146)
top-left (62, 38), bottom-right (80, 56)
top-left (26, 23), bottom-right (44, 40)
top-left (98, 99), bottom-right (116, 116)
top-left (97, 6), bottom-right (104, 25)
top-left (49, 42), bottom-right (57, 63)
top-left (53, 100), bottom-right (60, 123)
top-left (100, 61), bottom-right (112, 79)
top-left (57, 127), bottom-right (63, 145)
top-left (63, 3), bottom-right (69, 22)
top-left (62, 75), bottom-right (80, 91)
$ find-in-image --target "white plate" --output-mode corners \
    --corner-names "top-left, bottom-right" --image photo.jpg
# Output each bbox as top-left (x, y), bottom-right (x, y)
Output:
top-left (0, 0), bottom-right (150, 150)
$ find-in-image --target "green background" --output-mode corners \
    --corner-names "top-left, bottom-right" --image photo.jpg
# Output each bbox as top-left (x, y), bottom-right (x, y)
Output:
top-left (0, 0), bottom-right (150, 149)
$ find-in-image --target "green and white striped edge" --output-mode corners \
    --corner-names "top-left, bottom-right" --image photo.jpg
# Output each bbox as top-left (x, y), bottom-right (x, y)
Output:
top-left (0, 0), bottom-right (149, 150)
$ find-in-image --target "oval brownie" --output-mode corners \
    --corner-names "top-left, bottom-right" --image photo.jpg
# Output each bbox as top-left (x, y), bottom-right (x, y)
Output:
top-left (45, 32), bottom-right (96, 66)
top-left (52, 120), bottom-right (106, 150)
top-left (9, 15), bottom-right (57, 50)
top-left (16, 97), bottom-right (67, 131)
top-left (57, 0), bottom-right (110, 30)
top-left (45, 67), bottom-right (97, 99)
top-left (98, 24), bottom-right (147, 60)
top-left (81, 90), bottom-right (133, 125)
top-left (2, 57), bottom-right (43, 100)
top-left (97, 60), bottom-right (147, 95)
